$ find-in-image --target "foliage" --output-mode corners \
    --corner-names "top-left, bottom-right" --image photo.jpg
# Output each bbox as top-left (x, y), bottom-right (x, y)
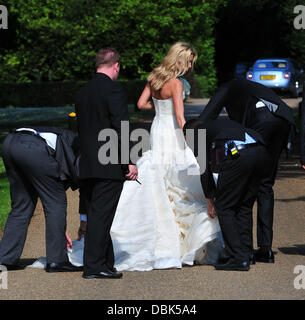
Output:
top-left (1, 1), bottom-right (305, 96)
top-left (194, 74), bottom-right (217, 98)
top-left (0, 0), bottom-right (225, 96)
top-left (277, 0), bottom-right (305, 70)
top-left (0, 157), bottom-right (10, 228)
top-left (0, 80), bottom-right (146, 108)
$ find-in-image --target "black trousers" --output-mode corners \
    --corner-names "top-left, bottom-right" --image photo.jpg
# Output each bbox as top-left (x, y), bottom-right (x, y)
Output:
top-left (82, 178), bottom-right (123, 275)
top-left (256, 119), bottom-right (290, 251)
top-left (213, 145), bottom-right (268, 262)
top-left (0, 133), bottom-right (68, 265)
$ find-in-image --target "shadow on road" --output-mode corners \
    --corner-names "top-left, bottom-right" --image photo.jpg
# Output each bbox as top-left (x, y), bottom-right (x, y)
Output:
top-left (275, 196), bottom-right (305, 202)
top-left (278, 245), bottom-right (305, 256)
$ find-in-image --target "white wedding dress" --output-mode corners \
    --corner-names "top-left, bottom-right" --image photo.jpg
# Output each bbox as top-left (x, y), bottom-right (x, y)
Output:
top-left (29, 97), bottom-right (225, 271)
top-left (110, 97), bottom-right (223, 271)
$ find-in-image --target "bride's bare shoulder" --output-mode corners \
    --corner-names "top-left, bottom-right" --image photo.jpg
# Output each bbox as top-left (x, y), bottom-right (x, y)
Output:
top-left (163, 78), bottom-right (183, 94)
top-left (166, 78), bottom-right (183, 88)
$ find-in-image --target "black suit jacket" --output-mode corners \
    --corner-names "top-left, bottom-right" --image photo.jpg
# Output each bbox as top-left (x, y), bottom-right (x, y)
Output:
top-left (184, 117), bottom-right (265, 199)
top-left (32, 126), bottom-right (80, 190)
top-left (75, 73), bottom-right (131, 180)
top-left (198, 79), bottom-right (295, 147)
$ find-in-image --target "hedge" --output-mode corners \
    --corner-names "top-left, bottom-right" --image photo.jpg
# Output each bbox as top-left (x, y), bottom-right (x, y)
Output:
top-left (0, 74), bottom-right (205, 108)
top-left (0, 79), bottom-right (147, 108)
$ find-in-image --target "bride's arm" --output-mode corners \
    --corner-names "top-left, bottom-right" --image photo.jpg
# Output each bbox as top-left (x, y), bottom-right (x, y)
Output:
top-left (137, 82), bottom-right (154, 110)
top-left (171, 79), bottom-right (186, 131)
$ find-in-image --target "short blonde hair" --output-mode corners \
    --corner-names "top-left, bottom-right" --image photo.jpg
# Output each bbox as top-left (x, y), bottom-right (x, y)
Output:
top-left (148, 42), bottom-right (197, 91)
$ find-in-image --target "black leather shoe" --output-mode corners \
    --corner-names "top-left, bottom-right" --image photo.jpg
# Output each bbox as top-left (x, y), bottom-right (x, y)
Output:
top-left (45, 261), bottom-right (83, 272)
top-left (216, 257), bottom-right (230, 265)
top-left (82, 268), bottom-right (123, 279)
top-left (107, 265), bottom-right (117, 273)
top-left (254, 249), bottom-right (274, 263)
top-left (214, 259), bottom-right (250, 271)
top-left (0, 262), bottom-right (25, 271)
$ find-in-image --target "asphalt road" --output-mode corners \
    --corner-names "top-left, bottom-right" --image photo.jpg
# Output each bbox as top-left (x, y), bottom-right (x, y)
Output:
top-left (0, 98), bottom-right (304, 302)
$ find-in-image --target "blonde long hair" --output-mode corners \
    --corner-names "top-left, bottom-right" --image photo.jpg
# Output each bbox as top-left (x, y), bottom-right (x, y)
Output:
top-left (148, 42), bottom-right (197, 91)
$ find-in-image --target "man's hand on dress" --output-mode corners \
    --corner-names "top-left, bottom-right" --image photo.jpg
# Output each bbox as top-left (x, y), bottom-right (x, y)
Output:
top-left (125, 165), bottom-right (138, 181)
top-left (206, 198), bottom-right (217, 219)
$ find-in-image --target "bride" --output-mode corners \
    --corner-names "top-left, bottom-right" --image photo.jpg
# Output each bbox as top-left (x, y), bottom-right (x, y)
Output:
top-left (30, 42), bottom-right (225, 271)
top-left (108, 42), bottom-right (223, 271)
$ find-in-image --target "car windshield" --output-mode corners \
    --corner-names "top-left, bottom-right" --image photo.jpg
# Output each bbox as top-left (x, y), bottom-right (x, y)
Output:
top-left (255, 61), bottom-right (287, 69)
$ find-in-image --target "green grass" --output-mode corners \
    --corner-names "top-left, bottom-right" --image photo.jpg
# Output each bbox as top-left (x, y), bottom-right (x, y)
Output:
top-left (0, 105), bottom-right (142, 128)
top-left (0, 157), bottom-right (10, 228)
top-left (0, 106), bottom-right (75, 154)
top-left (0, 106), bottom-right (75, 127)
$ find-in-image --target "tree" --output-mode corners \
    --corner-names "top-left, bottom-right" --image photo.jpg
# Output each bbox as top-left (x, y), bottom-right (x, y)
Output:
top-left (0, 0), bottom-right (225, 97)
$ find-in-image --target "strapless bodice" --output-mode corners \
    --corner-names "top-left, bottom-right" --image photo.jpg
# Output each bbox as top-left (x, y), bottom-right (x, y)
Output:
top-left (152, 97), bottom-right (176, 117)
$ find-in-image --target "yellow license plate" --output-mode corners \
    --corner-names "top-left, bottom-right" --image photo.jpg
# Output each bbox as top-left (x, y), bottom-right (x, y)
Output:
top-left (260, 75), bottom-right (276, 80)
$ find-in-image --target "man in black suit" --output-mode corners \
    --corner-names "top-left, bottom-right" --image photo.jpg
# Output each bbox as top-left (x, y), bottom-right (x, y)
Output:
top-left (75, 48), bottom-right (138, 279)
top-left (185, 117), bottom-right (268, 271)
top-left (198, 79), bottom-right (296, 263)
top-left (0, 127), bottom-right (82, 272)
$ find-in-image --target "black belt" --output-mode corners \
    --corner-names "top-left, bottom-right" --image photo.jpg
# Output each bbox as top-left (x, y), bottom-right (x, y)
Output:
top-left (211, 142), bottom-right (261, 167)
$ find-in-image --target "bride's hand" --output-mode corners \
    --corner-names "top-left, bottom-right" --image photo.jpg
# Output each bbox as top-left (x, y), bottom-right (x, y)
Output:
top-left (206, 198), bottom-right (217, 219)
top-left (65, 232), bottom-right (73, 249)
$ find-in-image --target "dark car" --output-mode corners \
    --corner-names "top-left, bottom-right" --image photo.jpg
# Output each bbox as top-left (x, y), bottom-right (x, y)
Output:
top-left (246, 58), bottom-right (304, 98)
top-left (233, 62), bottom-right (252, 80)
